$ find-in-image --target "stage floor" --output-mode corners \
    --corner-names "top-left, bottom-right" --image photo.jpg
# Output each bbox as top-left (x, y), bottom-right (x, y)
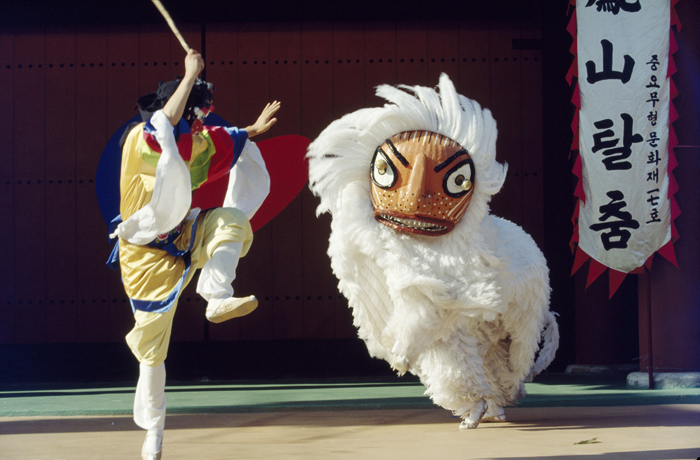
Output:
top-left (1, 374), bottom-right (699, 459)
top-left (2, 405), bottom-right (699, 460)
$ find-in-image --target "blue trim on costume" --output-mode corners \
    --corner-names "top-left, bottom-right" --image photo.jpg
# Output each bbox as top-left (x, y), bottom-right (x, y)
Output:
top-left (107, 241), bottom-right (120, 271)
top-left (96, 115), bottom-right (141, 225)
top-left (128, 253), bottom-right (190, 314)
top-left (143, 117), bottom-right (190, 138)
top-left (127, 213), bottom-right (201, 313)
top-left (105, 212), bottom-right (203, 314)
top-left (106, 214), bottom-right (123, 271)
top-left (147, 224), bottom-right (184, 251)
top-left (225, 127), bottom-right (248, 169)
top-left (97, 113), bottom-right (235, 227)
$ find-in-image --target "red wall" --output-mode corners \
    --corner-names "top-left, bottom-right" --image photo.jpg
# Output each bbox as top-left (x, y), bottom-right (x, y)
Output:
top-left (0, 20), bottom-right (545, 346)
top-left (637, 1), bottom-right (700, 372)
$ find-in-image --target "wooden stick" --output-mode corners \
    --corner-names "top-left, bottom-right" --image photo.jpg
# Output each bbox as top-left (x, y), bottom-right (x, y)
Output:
top-left (151, 0), bottom-right (191, 52)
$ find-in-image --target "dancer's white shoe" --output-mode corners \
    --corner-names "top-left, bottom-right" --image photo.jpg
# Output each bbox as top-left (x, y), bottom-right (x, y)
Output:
top-left (205, 295), bottom-right (258, 323)
top-left (141, 433), bottom-right (162, 460)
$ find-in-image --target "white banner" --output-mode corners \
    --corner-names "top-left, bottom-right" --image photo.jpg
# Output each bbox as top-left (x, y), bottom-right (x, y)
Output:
top-left (577, 0), bottom-right (672, 273)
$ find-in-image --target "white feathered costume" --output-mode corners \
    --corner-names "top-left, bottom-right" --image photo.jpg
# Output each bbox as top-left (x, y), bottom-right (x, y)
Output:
top-left (307, 74), bottom-right (559, 429)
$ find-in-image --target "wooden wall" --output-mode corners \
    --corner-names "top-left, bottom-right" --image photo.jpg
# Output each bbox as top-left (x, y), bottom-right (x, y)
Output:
top-left (636, 1), bottom-right (700, 372)
top-left (0, 20), bottom-right (544, 346)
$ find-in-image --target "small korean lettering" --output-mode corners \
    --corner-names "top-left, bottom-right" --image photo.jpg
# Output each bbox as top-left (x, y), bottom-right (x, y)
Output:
top-left (646, 55), bottom-right (660, 71)
top-left (647, 149), bottom-right (660, 166)
top-left (646, 75), bottom-right (660, 89)
top-left (646, 91), bottom-right (659, 108)
top-left (646, 188), bottom-right (662, 224)
top-left (647, 110), bottom-right (657, 126)
top-left (643, 53), bottom-right (665, 226)
top-left (646, 188), bottom-right (660, 207)
top-left (647, 168), bottom-right (658, 184)
top-left (647, 208), bottom-right (661, 224)
top-left (646, 132), bottom-right (660, 148)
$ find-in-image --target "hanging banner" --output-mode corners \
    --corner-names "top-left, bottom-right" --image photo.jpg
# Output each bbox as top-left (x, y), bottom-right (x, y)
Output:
top-left (568, 0), bottom-right (681, 296)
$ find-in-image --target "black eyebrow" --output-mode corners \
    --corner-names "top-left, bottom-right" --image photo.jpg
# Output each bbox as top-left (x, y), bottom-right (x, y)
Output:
top-left (434, 149), bottom-right (469, 172)
top-left (385, 139), bottom-right (409, 167)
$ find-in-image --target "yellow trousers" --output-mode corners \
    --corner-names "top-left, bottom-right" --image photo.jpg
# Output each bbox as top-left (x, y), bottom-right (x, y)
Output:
top-left (125, 207), bottom-right (253, 366)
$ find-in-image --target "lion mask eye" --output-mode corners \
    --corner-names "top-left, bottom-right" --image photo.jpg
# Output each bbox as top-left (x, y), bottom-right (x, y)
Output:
top-left (371, 147), bottom-right (397, 189)
top-left (443, 159), bottom-right (475, 197)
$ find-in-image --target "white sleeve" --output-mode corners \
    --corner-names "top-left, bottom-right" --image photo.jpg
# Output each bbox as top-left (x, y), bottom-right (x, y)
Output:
top-left (109, 110), bottom-right (192, 245)
top-left (223, 139), bottom-right (271, 219)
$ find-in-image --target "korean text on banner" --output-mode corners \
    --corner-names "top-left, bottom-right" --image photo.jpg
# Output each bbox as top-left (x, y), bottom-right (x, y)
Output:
top-left (576, 0), bottom-right (672, 273)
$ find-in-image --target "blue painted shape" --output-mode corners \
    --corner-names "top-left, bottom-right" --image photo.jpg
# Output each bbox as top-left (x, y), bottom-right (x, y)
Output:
top-left (95, 113), bottom-right (232, 226)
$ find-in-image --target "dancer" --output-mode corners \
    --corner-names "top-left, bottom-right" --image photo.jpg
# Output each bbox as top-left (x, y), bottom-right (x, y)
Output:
top-left (108, 49), bottom-right (279, 459)
top-left (307, 74), bottom-right (559, 430)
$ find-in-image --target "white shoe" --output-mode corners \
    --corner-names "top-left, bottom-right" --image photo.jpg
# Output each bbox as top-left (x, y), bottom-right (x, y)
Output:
top-left (142, 451), bottom-right (162, 460)
top-left (459, 399), bottom-right (487, 430)
top-left (482, 404), bottom-right (507, 422)
top-left (205, 295), bottom-right (258, 323)
top-left (141, 434), bottom-right (162, 460)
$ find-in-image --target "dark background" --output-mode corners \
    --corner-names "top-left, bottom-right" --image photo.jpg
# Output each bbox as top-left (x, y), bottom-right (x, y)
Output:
top-left (1, 1), bottom-right (697, 385)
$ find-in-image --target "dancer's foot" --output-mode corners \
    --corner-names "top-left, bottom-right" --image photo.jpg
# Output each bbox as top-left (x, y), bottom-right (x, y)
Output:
top-left (141, 450), bottom-right (162, 460)
top-left (141, 433), bottom-right (162, 460)
top-left (205, 295), bottom-right (258, 323)
top-left (459, 399), bottom-right (487, 430)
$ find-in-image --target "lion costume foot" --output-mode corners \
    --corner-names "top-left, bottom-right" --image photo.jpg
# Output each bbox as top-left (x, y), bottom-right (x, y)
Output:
top-left (459, 399), bottom-right (488, 430)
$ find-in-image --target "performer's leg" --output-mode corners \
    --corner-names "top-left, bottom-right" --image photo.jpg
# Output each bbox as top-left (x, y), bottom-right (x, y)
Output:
top-left (134, 362), bottom-right (166, 458)
top-left (197, 240), bottom-right (242, 300)
top-left (198, 240), bottom-right (259, 322)
top-left (192, 208), bottom-right (256, 323)
top-left (126, 307), bottom-right (178, 460)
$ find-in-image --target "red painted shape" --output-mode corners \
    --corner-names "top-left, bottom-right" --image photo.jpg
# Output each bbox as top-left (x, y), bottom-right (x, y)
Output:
top-left (250, 135), bottom-right (311, 232)
top-left (191, 135), bottom-right (311, 232)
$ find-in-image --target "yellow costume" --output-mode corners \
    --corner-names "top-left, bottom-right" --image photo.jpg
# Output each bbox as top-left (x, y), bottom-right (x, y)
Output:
top-left (109, 51), bottom-right (279, 460)
top-left (110, 110), bottom-right (265, 365)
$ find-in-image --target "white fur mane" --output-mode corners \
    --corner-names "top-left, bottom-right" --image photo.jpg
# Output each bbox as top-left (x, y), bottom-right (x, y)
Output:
top-left (306, 74), bottom-right (557, 416)
top-left (308, 73), bottom-right (507, 241)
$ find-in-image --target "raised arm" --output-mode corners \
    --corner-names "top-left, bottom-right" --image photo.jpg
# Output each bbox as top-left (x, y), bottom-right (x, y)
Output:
top-left (244, 101), bottom-right (281, 138)
top-left (162, 49), bottom-right (205, 126)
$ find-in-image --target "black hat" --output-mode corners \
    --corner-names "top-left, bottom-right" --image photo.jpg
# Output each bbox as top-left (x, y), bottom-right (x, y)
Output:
top-left (136, 78), bottom-right (214, 124)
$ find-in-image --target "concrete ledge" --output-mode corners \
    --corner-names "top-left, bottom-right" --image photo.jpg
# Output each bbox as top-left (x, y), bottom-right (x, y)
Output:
top-left (627, 372), bottom-right (700, 389)
top-left (565, 364), bottom-right (637, 375)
